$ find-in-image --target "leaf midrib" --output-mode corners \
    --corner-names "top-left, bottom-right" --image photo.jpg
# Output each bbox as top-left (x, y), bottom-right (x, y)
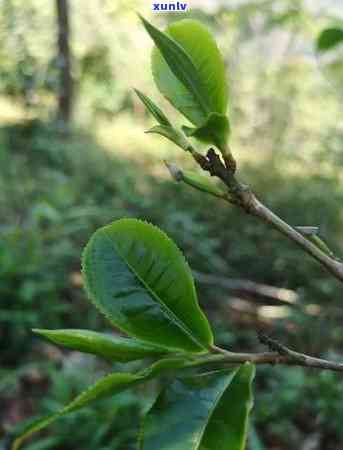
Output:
top-left (142, 16), bottom-right (210, 117)
top-left (103, 230), bottom-right (207, 352)
top-left (193, 369), bottom-right (238, 450)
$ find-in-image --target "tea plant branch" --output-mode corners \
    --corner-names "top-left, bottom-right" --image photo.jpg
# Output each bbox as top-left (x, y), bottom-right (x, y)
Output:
top-left (165, 150), bottom-right (343, 373)
top-left (258, 334), bottom-right (343, 372)
top-left (169, 146), bottom-right (343, 285)
top-left (175, 343), bottom-right (343, 372)
top-left (205, 340), bottom-right (343, 372)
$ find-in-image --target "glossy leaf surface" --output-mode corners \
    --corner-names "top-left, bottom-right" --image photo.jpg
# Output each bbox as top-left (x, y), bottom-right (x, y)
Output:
top-left (200, 363), bottom-right (255, 450)
top-left (33, 328), bottom-right (171, 362)
top-left (141, 364), bottom-right (255, 450)
top-left (146, 18), bottom-right (228, 126)
top-left (82, 219), bottom-right (213, 353)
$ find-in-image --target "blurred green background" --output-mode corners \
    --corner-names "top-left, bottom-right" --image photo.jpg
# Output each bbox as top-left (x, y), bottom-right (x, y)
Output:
top-left (1, 0), bottom-right (343, 449)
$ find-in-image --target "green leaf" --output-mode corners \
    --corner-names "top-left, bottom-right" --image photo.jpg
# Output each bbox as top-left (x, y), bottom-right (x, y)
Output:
top-left (140, 363), bottom-right (255, 450)
top-left (200, 363), bottom-right (255, 450)
top-left (140, 16), bottom-right (210, 122)
top-left (142, 17), bottom-right (228, 128)
top-left (82, 218), bottom-right (213, 353)
top-left (179, 169), bottom-right (226, 199)
top-left (317, 27), bottom-right (343, 52)
top-left (142, 356), bottom-right (191, 379)
top-left (11, 356), bottom-right (192, 450)
top-left (33, 329), bottom-right (171, 362)
top-left (182, 112), bottom-right (230, 152)
top-left (11, 372), bottom-right (142, 450)
top-left (146, 125), bottom-right (192, 152)
top-left (134, 89), bottom-right (171, 126)
top-left (165, 162), bottom-right (226, 199)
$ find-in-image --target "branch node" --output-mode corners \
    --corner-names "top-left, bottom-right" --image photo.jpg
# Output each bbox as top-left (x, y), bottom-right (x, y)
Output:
top-left (258, 333), bottom-right (288, 356)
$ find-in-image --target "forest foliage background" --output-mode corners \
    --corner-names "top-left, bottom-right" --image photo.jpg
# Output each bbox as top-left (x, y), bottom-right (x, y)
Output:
top-left (1, 1), bottom-right (343, 449)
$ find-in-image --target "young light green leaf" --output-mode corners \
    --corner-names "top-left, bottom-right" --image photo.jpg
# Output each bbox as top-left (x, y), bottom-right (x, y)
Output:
top-left (140, 364), bottom-right (255, 450)
top-left (148, 18), bottom-right (228, 128)
top-left (317, 27), bottom-right (343, 52)
top-left (146, 125), bottom-right (193, 152)
top-left (182, 112), bottom-right (230, 152)
top-left (11, 372), bottom-right (142, 450)
top-left (165, 163), bottom-right (227, 199)
top-left (33, 329), bottom-right (171, 362)
top-left (140, 15), bottom-right (210, 122)
top-left (134, 89), bottom-right (171, 126)
top-left (181, 169), bottom-right (227, 199)
top-left (82, 218), bottom-right (213, 353)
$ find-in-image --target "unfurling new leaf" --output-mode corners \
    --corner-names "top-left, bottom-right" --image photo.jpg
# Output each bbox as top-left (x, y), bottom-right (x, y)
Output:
top-left (146, 125), bottom-right (192, 152)
top-left (140, 16), bottom-right (230, 152)
top-left (134, 89), bottom-right (192, 151)
top-left (165, 162), bottom-right (227, 199)
top-left (134, 89), bottom-right (171, 126)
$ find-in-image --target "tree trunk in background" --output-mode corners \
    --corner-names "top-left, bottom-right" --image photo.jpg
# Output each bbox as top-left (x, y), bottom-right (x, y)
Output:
top-left (55, 0), bottom-right (72, 125)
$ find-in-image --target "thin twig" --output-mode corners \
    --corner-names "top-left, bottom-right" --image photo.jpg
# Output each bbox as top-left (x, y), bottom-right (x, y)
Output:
top-left (190, 147), bottom-right (343, 285)
top-left (208, 341), bottom-right (343, 372)
top-left (167, 144), bottom-right (343, 372)
top-left (258, 333), bottom-right (343, 371)
top-left (248, 196), bottom-right (343, 281)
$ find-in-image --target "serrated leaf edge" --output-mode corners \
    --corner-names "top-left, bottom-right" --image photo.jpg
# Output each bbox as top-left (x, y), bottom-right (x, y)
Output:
top-left (82, 218), bottom-right (212, 353)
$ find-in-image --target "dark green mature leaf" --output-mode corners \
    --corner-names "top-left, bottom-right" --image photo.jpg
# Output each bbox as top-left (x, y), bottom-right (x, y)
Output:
top-left (140, 364), bottom-right (255, 450)
top-left (11, 372), bottom-right (142, 450)
top-left (317, 27), bottom-right (343, 52)
top-left (146, 125), bottom-right (192, 152)
top-left (199, 364), bottom-right (255, 450)
top-left (134, 89), bottom-right (171, 126)
top-left (82, 219), bottom-right (213, 353)
top-left (33, 329), bottom-right (171, 362)
top-left (182, 112), bottom-right (230, 152)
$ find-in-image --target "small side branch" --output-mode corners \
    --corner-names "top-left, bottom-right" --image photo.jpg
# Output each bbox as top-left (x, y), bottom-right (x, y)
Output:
top-left (166, 143), bottom-right (343, 373)
top-left (190, 147), bottom-right (343, 284)
top-left (258, 334), bottom-right (343, 371)
top-left (209, 339), bottom-right (343, 372)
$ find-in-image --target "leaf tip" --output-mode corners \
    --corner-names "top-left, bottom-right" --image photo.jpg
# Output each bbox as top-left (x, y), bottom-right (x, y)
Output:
top-left (32, 328), bottom-right (44, 335)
